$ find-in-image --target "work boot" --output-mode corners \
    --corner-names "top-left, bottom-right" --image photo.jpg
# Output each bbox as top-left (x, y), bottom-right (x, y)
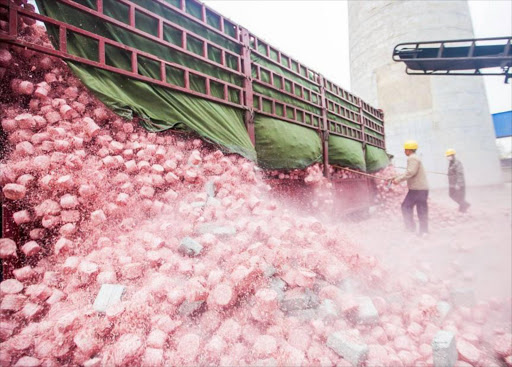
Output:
top-left (460, 202), bottom-right (471, 213)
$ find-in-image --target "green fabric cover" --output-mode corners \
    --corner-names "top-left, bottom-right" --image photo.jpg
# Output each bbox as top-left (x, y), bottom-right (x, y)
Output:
top-left (328, 135), bottom-right (366, 171)
top-left (255, 115), bottom-right (322, 170)
top-left (36, 0), bottom-right (256, 161)
top-left (365, 145), bottom-right (390, 173)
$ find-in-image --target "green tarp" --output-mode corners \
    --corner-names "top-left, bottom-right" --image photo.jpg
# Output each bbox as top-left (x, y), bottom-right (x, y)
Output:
top-left (328, 135), bottom-right (366, 171)
top-left (366, 145), bottom-right (390, 173)
top-left (36, 0), bottom-right (256, 161)
top-left (35, 0), bottom-right (389, 172)
top-left (254, 116), bottom-right (322, 170)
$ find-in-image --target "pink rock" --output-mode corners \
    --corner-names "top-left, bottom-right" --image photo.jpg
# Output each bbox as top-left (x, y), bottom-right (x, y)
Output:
top-left (140, 185), bottom-right (155, 198)
top-left (54, 139), bottom-right (71, 152)
top-left (83, 117), bottom-right (101, 138)
top-left (17, 174), bottom-right (35, 187)
top-left (494, 333), bottom-right (512, 357)
top-left (13, 265), bottom-right (36, 281)
top-left (44, 72), bottom-right (57, 83)
top-left (13, 210), bottom-right (32, 225)
top-left (177, 333), bottom-right (201, 363)
top-left (61, 210), bottom-right (80, 223)
top-left (26, 284), bottom-right (52, 302)
top-left (14, 356), bottom-right (40, 367)
top-left (0, 238), bottom-right (17, 259)
top-left (253, 335), bottom-right (278, 358)
top-left (79, 184), bottom-right (97, 198)
top-left (78, 261), bottom-right (99, 282)
top-left (0, 49), bottom-right (12, 67)
top-left (21, 302), bottom-right (43, 320)
top-left (34, 86), bottom-right (49, 99)
top-left (59, 104), bottom-right (74, 119)
top-left (457, 339), bottom-right (482, 365)
top-left (55, 237), bottom-right (73, 255)
top-left (45, 111), bottom-right (61, 124)
top-left (394, 335), bottom-right (414, 351)
top-left (147, 329), bottom-right (168, 349)
top-left (1, 118), bottom-right (17, 132)
top-left (35, 199), bottom-right (61, 217)
top-left (74, 328), bottom-right (100, 357)
top-left (42, 214), bottom-right (61, 229)
top-left (91, 209), bottom-right (107, 224)
top-left (113, 333), bottom-right (143, 365)
top-left (0, 278), bottom-right (24, 294)
top-left (60, 194), bottom-right (79, 209)
top-left (255, 288), bottom-right (279, 311)
top-left (2, 183), bottom-right (27, 200)
top-left (55, 310), bottom-right (81, 334)
top-left (17, 81), bottom-right (34, 95)
top-left (207, 283), bottom-right (237, 308)
top-left (142, 348), bottom-right (164, 367)
top-left (33, 155), bottom-right (51, 171)
top-left (83, 358), bottom-right (101, 367)
top-left (16, 141), bottom-right (35, 156)
top-left (15, 113), bottom-right (36, 129)
top-left (122, 263), bottom-right (144, 280)
top-left (0, 320), bottom-right (17, 339)
top-left (0, 294), bottom-right (26, 311)
top-left (55, 175), bottom-right (75, 190)
top-left (63, 256), bottom-right (81, 273)
top-left (97, 271), bottom-right (117, 284)
top-left (93, 107), bottom-right (109, 122)
top-left (21, 240), bottom-right (42, 256)
top-left (217, 318), bottom-right (242, 342)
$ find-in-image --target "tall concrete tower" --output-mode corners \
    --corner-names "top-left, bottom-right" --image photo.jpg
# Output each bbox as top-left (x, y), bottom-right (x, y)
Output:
top-left (348, 0), bottom-right (502, 187)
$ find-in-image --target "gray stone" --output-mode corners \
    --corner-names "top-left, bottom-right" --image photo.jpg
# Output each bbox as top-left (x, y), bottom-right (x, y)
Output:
top-left (437, 301), bottom-right (452, 320)
top-left (191, 201), bottom-right (206, 208)
top-left (327, 332), bottom-right (368, 367)
top-left (93, 284), bottom-right (125, 313)
top-left (196, 223), bottom-right (236, 237)
top-left (206, 197), bottom-right (221, 207)
top-left (178, 300), bottom-right (204, 316)
top-left (263, 264), bottom-right (277, 278)
top-left (281, 288), bottom-right (318, 312)
top-left (450, 288), bottom-right (475, 307)
top-left (205, 181), bottom-right (216, 198)
top-left (356, 297), bottom-right (379, 325)
top-left (287, 308), bottom-right (317, 321)
top-left (270, 277), bottom-right (286, 301)
top-left (178, 237), bottom-right (203, 257)
top-left (432, 330), bottom-right (457, 367)
top-left (318, 299), bottom-right (339, 320)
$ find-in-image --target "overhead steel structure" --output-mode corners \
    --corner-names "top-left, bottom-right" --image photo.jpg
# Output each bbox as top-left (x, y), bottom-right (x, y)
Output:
top-left (393, 36), bottom-right (512, 83)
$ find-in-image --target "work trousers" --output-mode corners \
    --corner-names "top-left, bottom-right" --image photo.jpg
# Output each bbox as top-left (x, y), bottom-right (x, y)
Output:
top-left (401, 189), bottom-right (429, 234)
top-left (449, 186), bottom-right (469, 211)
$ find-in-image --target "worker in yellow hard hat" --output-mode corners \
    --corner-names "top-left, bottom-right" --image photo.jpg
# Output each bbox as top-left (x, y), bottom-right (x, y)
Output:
top-left (393, 140), bottom-right (429, 236)
top-left (446, 149), bottom-right (470, 212)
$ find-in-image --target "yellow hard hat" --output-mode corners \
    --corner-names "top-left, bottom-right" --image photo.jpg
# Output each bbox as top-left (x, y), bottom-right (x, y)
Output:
top-left (403, 140), bottom-right (418, 150)
top-left (445, 148), bottom-right (456, 156)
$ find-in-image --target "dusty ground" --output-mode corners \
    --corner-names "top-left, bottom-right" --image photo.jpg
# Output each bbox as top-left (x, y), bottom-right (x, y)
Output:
top-left (343, 183), bottom-right (511, 323)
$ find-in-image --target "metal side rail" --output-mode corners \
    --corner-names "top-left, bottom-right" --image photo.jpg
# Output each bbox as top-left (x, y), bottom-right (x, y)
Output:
top-left (393, 36), bottom-right (512, 83)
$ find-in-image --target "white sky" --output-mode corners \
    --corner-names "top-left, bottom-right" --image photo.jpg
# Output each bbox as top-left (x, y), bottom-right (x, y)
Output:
top-left (203, 0), bottom-right (512, 114)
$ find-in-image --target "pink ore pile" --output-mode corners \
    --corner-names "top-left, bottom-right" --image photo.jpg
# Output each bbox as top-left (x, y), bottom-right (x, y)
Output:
top-left (0, 5), bottom-right (511, 367)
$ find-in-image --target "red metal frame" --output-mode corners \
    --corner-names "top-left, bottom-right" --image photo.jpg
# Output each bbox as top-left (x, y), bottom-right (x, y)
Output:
top-left (0, 0), bottom-right (386, 156)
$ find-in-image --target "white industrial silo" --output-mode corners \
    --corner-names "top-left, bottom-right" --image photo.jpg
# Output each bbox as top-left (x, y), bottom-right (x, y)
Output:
top-left (348, 0), bottom-right (502, 188)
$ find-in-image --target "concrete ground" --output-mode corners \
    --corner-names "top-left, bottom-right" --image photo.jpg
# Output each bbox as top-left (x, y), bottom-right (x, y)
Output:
top-left (344, 183), bottom-right (512, 306)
